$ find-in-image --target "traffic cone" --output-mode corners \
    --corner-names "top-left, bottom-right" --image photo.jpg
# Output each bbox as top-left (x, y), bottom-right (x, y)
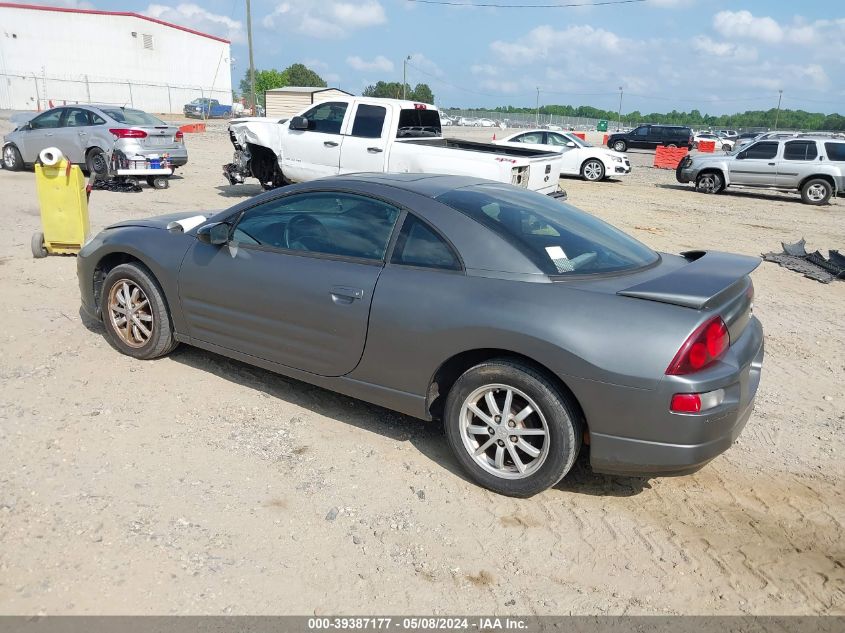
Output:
top-left (492, 133), bottom-right (496, 140)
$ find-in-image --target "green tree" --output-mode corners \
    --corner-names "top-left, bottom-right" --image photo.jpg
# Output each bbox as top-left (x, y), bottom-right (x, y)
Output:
top-left (239, 63), bottom-right (327, 106)
top-left (411, 83), bottom-right (434, 104)
top-left (362, 81), bottom-right (435, 103)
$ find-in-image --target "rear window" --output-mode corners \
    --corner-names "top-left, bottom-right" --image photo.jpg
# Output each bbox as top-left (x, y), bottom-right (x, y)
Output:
top-left (784, 141), bottom-right (818, 161)
top-left (100, 108), bottom-right (166, 126)
top-left (825, 142), bottom-right (845, 161)
top-left (397, 109), bottom-right (441, 138)
top-left (436, 183), bottom-right (659, 276)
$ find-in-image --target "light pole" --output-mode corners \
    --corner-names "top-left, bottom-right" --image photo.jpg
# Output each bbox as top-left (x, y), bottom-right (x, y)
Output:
top-left (535, 87), bottom-right (540, 127)
top-left (617, 86), bottom-right (623, 131)
top-left (774, 89), bottom-right (783, 129)
top-left (402, 55), bottom-right (411, 100)
top-left (246, 0), bottom-right (256, 114)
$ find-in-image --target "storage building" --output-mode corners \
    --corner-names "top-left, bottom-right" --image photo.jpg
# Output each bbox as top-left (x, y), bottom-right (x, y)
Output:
top-left (265, 87), bottom-right (353, 119)
top-left (0, 2), bottom-right (232, 113)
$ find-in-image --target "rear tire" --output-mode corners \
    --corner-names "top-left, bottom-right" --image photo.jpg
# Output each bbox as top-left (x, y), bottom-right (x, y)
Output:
top-left (31, 232), bottom-right (47, 258)
top-left (612, 140), bottom-right (627, 152)
top-left (695, 171), bottom-right (724, 194)
top-left (101, 263), bottom-right (177, 360)
top-left (800, 178), bottom-right (832, 205)
top-left (667, 143), bottom-right (678, 148)
top-left (85, 147), bottom-right (108, 177)
top-left (3, 144), bottom-right (23, 171)
top-left (443, 359), bottom-right (582, 497)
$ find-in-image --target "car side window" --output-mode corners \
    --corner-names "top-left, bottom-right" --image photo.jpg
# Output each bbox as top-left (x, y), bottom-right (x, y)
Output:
top-left (824, 142), bottom-right (845, 161)
top-left (232, 192), bottom-right (400, 261)
top-left (391, 215), bottom-right (461, 271)
top-left (64, 108), bottom-right (91, 128)
top-left (300, 102), bottom-right (348, 135)
top-left (90, 112), bottom-right (106, 125)
top-left (635, 126), bottom-right (649, 137)
top-left (29, 109), bottom-right (63, 130)
top-left (743, 142), bottom-right (779, 160)
top-left (783, 141), bottom-right (818, 161)
top-left (546, 133), bottom-right (568, 146)
top-left (350, 104), bottom-right (386, 138)
top-left (520, 132), bottom-right (543, 144)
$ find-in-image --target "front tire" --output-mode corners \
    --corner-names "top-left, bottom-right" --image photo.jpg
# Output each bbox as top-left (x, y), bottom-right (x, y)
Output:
top-left (581, 159), bottom-right (605, 182)
top-left (85, 147), bottom-right (108, 176)
top-left (101, 263), bottom-right (177, 360)
top-left (801, 178), bottom-right (832, 205)
top-left (443, 359), bottom-right (582, 497)
top-left (3, 144), bottom-right (23, 171)
top-left (695, 171), bottom-right (724, 194)
top-left (612, 140), bottom-right (627, 152)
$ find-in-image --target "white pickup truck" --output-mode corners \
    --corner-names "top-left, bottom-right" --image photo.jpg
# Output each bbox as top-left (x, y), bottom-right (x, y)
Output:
top-left (223, 97), bottom-right (565, 195)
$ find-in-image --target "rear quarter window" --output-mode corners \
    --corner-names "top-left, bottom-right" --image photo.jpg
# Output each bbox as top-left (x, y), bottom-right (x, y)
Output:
top-left (824, 142), bottom-right (845, 161)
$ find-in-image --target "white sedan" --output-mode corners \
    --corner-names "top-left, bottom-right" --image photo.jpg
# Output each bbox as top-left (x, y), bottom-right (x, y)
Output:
top-left (692, 132), bottom-right (734, 151)
top-left (496, 130), bottom-right (631, 181)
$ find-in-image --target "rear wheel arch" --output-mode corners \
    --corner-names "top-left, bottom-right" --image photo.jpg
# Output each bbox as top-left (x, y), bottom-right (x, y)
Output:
top-left (426, 348), bottom-right (587, 432)
top-left (798, 173), bottom-right (835, 192)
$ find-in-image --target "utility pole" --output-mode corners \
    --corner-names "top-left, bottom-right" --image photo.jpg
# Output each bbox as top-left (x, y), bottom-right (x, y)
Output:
top-left (246, 0), bottom-right (256, 114)
top-left (617, 86), bottom-right (623, 131)
top-left (774, 89), bottom-right (783, 129)
top-left (403, 55), bottom-right (411, 100)
top-left (535, 87), bottom-right (540, 127)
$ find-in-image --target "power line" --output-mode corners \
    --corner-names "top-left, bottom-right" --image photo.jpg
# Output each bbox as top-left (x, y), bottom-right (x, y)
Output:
top-left (406, 0), bottom-right (646, 7)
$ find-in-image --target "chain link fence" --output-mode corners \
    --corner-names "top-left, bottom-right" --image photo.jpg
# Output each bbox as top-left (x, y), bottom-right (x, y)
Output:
top-left (442, 109), bottom-right (605, 130)
top-left (0, 72), bottom-right (231, 115)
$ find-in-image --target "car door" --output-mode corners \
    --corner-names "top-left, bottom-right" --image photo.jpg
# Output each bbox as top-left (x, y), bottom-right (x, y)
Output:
top-left (729, 141), bottom-right (780, 186)
top-left (778, 140), bottom-right (818, 188)
top-left (16, 108), bottom-right (64, 162)
top-left (546, 132), bottom-right (579, 174)
top-left (178, 190), bottom-right (401, 376)
top-left (338, 103), bottom-right (389, 174)
top-left (281, 101), bottom-right (350, 182)
top-left (58, 107), bottom-right (96, 163)
top-left (630, 125), bottom-right (650, 149)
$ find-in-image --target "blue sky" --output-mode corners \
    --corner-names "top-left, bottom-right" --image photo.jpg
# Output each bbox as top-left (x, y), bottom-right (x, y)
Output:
top-left (57, 0), bottom-right (845, 114)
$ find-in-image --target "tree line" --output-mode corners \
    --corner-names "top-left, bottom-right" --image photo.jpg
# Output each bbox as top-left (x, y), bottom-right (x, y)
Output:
top-left (475, 104), bottom-right (845, 131)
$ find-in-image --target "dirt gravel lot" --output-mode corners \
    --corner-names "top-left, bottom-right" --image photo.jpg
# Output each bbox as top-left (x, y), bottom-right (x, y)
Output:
top-left (0, 116), bottom-right (843, 616)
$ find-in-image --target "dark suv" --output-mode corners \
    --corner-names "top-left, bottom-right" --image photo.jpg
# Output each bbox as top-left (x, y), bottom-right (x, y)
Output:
top-left (607, 125), bottom-right (693, 152)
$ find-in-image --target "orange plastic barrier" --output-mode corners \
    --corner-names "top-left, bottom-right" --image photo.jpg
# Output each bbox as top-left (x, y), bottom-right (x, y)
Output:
top-left (653, 146), bottom-right (689, 169)
top-left (179, 123), bottom-right (206, 133)
top-left (602, 134), bottom-right (608, 145)
top-left (573, 132), bottom-right (586, 140)
top-left (698, 140), bottom-right (716, 153)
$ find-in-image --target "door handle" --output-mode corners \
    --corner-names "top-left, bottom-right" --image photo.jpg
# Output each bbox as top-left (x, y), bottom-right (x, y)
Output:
top-left (768, 162), bottom-right (775, 165)
top-left (330, 286), bottom-right (364, 304)
top-left (78, 131), bottom-right (88, 136)
top-left (324, 141), bottom-right (339, 148)
top-left (367, 147), bottom-right (383, 153)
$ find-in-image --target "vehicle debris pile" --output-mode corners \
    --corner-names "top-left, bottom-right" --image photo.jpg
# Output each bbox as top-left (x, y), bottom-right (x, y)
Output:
top-left (763, 238), bottom-right (845, 283)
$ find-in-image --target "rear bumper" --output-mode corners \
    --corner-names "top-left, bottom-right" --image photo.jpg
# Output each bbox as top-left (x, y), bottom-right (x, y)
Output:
top-left (588, 317), bottom-right (764, 476)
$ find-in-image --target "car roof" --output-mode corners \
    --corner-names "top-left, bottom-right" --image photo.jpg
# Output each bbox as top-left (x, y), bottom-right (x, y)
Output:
top-left (325, 173), bottom-right (491, 197)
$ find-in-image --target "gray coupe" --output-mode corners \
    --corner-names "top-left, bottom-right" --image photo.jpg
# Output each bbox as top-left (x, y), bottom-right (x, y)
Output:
top-left (77, 174), bottom-right (764, 496)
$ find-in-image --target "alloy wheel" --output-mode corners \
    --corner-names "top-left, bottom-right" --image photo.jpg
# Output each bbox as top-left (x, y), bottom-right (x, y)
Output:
top-left (458, 384), bottom-right (550, 480)
top-left (806, 183), bottom-right (827, 202)
top-left (697, 174), bottom-right (719, 193)
top-left (107, 279), bottom-right (154, 348)
top-left (583, 160), bottom-right (603, 181)
top-left (3, 146), bottom-right (16, 168)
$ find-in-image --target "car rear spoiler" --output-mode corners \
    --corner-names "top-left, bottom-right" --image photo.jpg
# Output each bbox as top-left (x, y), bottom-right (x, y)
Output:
top-left (617, 251), bottom-right (761, 309)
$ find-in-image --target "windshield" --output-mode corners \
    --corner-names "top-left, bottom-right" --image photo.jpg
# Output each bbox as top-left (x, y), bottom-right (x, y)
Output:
top-left (436, 183), bottom-right (659, 276)
top-left (564, 133), bottom-right (592, 148)
top-left (101, 108), bottom-right (167, 126)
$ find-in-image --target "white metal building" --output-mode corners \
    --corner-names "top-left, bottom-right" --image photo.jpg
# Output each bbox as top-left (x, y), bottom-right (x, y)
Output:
top-left (0, 3), bottom-right (232, 113)
top-left (265, 87), bottom-right (352, 119)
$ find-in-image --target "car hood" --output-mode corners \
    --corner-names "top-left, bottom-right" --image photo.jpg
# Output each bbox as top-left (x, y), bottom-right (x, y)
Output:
top-left (690, 153), bottom-right (731, 165)
top-left (106, 211), bottom-right (211, 232)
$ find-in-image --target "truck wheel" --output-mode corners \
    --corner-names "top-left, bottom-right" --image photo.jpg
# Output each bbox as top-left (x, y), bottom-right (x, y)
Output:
top-left (3, 144), bottom-right (23, 171)
top-left (612, 140), bottom-right (626, 152)
top-left (31, 232), bottom-right (47, 258)
top-left (801, 179), bottom-right (832, 205)
top-left (695, 171), bottom-right (723, 194)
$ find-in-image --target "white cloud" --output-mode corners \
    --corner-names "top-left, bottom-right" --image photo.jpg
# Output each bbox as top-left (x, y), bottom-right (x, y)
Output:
top-left (691, 35), bottom-right (757, 62)
top-left (491, 25), bottom-right (627, 65)
top-left (745, 63), bottom-right (830, 91)
top-left (408, 53), bottom-right (443, 77)
top-left (470, 64), bottom-right (498, 76)
top-left (346, 55), bottom-right (394, 72)
top-left (713, 10), bottom-right (783, 43)
top-left (144, 3), bottom-right (244, 42)
top-left (263, 1), bottom-right (386, 38)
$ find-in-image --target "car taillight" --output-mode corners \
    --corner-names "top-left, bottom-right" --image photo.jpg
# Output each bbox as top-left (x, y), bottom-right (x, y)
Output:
top-left (670, 393), bottom-right (701, 413)
top-left (109, 128), bottom-right (147, 138)
top-left (175, 130), bottom-right (184, 142)
top-left (666, 316), bottom-right (730, 375)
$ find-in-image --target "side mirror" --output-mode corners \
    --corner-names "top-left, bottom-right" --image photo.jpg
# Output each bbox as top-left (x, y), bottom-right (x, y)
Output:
top-left (197, 222), bottom-right (229, 245)
top-left (289, 116), bottom-right (309, 131)
top-left (565, 141), bottom-right (577, 148)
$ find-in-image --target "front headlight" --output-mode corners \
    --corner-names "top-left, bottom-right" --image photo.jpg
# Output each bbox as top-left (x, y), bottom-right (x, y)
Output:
top-left (611, 156), bottom-right (622, 163)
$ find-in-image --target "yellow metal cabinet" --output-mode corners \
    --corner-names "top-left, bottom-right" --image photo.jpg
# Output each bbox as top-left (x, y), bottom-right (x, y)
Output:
top-left (32, 159), bottom-right (90, 257)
